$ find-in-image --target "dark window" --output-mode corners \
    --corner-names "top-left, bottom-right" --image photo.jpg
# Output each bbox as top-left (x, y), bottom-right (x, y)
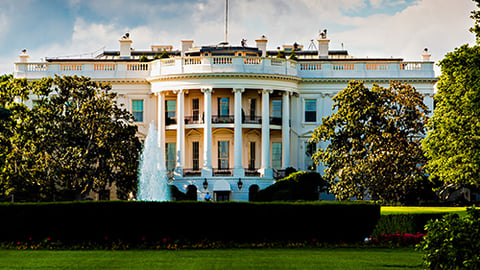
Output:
top-left (192, 98), bottom-right (199, 122)
top-left (305, 99), bottom-right (316, 122)
top-left (192, 141), bottom-right (199, 170)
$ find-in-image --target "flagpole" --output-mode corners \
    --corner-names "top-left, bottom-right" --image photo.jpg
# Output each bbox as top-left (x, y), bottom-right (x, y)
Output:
top-left (225, 0), bottom-right (228, 43)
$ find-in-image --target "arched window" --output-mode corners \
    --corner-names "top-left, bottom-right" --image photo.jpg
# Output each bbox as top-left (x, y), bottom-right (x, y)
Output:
top-left (249, 185), bottom-right (260, 201)
top-left (186, 185), bottom-right (197, 201)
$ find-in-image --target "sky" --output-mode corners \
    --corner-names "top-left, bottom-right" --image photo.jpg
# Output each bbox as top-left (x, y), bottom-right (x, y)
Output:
top-left (0, 0), bottom-right (478, 76)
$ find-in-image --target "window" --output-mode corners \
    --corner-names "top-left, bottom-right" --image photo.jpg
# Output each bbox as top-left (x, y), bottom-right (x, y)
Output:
top-left (218, 141), bottom-right (229, 169)
top-left (249, 142), bottom-right (256, 169)
top-left (192, 141), bottom-right (199, 170)
top-left (132, 100), bottom-right (144, 122)
top-left (166, 143), bottom-right (176, 171)
top-left (272, 142), bottom-right (282, 170)
top-left (249, 99), bottom-right (256, 119)
top-left (218, 97), bottom-right (229, 116)
top-left (165, 100), bottom-right (176, 124)
top-left (192, 98), bottom-right (199, 122)
top-left (272, 100), bottom-right (282, 118)
top-left (272, 100), bottom-right (282, 125)
top-left (32, 100), bottom-right (41, 107)
top-left (305, 141), bottom-right (316, 171)
top-left (305, 99), bottom-right (316, 122)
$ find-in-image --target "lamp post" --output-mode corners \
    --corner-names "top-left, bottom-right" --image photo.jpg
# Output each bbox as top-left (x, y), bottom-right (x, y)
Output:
top-left (203, 179), bottom-right (208, 190)
top-left (237, 178), bottom-right (243, 190)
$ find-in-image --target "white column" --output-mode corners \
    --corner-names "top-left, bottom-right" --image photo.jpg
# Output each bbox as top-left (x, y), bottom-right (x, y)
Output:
top-left (157, 92), bottom-right (166, 172)
top-left (233, 88), bottom-right (245, 177)
top-left (201, 88), bottom-right (213, 177)
top-left (174, 89), bottom-right (185, 176)
top-left (282, 91), bottom-right (290, 169)
top-left (260, 89), bottom-right (273, 178)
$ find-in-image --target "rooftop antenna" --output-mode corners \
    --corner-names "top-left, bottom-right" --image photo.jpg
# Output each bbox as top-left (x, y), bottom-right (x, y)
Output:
top-left (225, 0), bottom-right (229, 44)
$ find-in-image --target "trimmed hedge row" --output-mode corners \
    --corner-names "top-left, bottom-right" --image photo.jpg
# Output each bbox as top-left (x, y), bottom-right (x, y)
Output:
top-left (0, 201), bottom-right (380, 244)
top-left (372, 213), bottom-right (446, 237)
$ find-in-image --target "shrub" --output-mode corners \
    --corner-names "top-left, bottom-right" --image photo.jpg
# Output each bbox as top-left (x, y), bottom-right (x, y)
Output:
top-left (372, 214), bottom-right (444, 237)
top-left (419, 207), bottom-right (480, 269)
top-left (0, 201), bottom-right (379, 245)
top-left (254, 171), bottom-right (328, 201)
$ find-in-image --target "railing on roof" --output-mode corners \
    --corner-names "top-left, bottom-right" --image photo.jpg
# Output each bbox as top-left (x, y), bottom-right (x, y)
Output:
top-left (14, 56), bottom-right (435, 80)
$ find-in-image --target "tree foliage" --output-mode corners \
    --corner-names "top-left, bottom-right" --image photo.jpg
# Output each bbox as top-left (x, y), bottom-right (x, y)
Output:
top-left (310, 80), bottom-right (429, 202)
top-left (0, 75), bottom-right (141, 201)
top-left (423, 1), bottom-right (480, 189)
top-left (422, 45), bottom-right (480, 188)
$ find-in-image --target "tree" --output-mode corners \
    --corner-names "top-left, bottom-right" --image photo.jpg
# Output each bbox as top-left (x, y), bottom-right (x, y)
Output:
top-left (422, 1), bottom-right (480, 189)
top-left (310, 80), bottom-right (429, 202)
top-left (0, 75), bottom-right (141, 201)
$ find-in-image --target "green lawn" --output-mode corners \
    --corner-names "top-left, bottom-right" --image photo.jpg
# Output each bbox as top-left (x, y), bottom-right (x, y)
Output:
top-left (0, 248), bottom-right (422, 270)
top-left (381, 206), bottom-right (468, 215)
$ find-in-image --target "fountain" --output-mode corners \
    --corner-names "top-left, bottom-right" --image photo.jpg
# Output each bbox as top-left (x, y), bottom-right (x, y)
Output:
top-left (137, 122), bottom-right (171, 201)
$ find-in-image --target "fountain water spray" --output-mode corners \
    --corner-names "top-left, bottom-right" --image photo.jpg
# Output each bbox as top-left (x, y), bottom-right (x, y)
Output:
top-left (137, 122), bottom-right (170, 201)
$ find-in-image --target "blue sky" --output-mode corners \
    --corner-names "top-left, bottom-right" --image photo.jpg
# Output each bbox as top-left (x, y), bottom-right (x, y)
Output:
top-left (1, 0), bottom-right (477, 75)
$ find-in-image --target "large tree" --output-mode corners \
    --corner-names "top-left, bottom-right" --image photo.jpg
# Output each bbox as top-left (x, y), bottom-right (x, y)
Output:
top-left (422, 1), bottom-right (480, 189)
top-left (0, 75), bottom-right (141, 201)
top-left (310, 80), bottom-right (429, 202)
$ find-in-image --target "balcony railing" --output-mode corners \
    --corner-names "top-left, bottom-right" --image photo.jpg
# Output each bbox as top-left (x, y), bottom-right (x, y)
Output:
top-left (183, 168), bottom-right (202, 177)
top-left (213, 168), bottom-right (233, 176)
top-left (166, 117), bottom-right (176, 125)
top-left (184, 115), bottom-right (203, 124)
top-left (245, 168), bottom-right (260, 177)
top-left (273, 169), bottom-right (286, 180)
top-left (243, 115), bottom-right (262, 124)
top-left (212, 115), bottom-right (234, 124)
top-left (269, 117), bottom-right (282, 125)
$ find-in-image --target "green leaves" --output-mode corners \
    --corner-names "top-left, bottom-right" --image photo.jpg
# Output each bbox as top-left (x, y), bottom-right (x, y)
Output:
top-left (0, 75), bottom-right (141, 201)
top-left (423, 44), bottom-right (480, 188)
top-left (310, 80), bottom-right (429, 203)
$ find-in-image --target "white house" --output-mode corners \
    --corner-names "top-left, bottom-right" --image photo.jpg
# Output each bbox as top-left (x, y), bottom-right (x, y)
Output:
top-left (14, 33), bottom-right (437, 201)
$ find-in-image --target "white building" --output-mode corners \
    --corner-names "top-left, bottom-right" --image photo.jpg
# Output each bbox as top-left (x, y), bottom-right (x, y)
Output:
top-left (14, 33), bottom-right (437, 201)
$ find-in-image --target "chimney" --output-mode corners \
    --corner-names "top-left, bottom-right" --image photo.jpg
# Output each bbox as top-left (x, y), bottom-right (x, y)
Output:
top-left (119, 33), bottom-right (132, 58)
top-left (255, 35), bottom-right (268, 57)
top-left (181, 40), bottom-right (194, 57)
top-left (317, 29), bottom-right (329, 58)
top-left (19, 49), bottom-right (29, 63)
top-left (421, 48), bottom-right (431, 61)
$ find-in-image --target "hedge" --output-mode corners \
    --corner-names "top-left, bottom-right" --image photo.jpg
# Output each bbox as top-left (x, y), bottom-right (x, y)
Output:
top-left (372, 213), bottom-right (446, 237)
top-left (0, 201), bottom-right (379, 244)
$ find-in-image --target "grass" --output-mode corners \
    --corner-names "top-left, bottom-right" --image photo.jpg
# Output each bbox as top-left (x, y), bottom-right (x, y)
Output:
top-left (381, 206), bottom-right (468, 216)
top-left (0, 248), bottom-right (422, 270)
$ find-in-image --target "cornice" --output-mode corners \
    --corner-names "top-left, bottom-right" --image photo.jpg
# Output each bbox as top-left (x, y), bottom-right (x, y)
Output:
top-left (147, 72), bottom-right (302, 83)
top-left (300, 77), bottom-right (438, 84)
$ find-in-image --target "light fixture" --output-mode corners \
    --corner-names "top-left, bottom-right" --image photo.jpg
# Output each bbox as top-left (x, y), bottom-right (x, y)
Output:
top-left (203, 179), bottom-right (208, 190)
top-left (237, 178), bottom-right (243, 190)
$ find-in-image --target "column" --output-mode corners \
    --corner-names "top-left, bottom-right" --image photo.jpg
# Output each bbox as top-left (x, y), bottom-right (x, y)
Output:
top-left (282, 91), bottom-right (290, 169)
top-left (260, 89), bottom-right (273, 178)
top-left (157, 92), bottom-right (166, 172)
top-left (174, 89), bottom-right (185, 176)
top-left (233, 88), bottom-right (245, 177)
top-left (201, 88), bottom-right (213, 177)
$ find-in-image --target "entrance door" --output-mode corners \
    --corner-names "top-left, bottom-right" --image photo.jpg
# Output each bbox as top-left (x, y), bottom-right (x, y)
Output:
top-left (215, 191), bottom-right (230, 201)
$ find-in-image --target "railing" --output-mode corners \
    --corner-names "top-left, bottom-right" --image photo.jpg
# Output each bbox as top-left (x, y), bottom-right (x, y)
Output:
top-left (213, 168), bottom-right (233, 176)
top-left (270, 117), bottom-right (282, 125)
top-left (165, 117), bottom-right (177, 125)
top-left (212, 115), bottom-right (234, 124)
top-left (273, 169), bottom-right (286, 180)
top-left (300, 63), bottom-right (321, 70)
top-left (243, 115), bottom-right (262, 124)
top-left (127, 63), bottom-right (149, 71)
top-left (244, 58), bottom-right (262, 65)
top-left (183, 168), bottom-right (201, 177)
top-left (184, 115), bottom-right (203, 124)
top-left (245, 168), bottom-right (260, 177)
top-left (213, 57), bottom-right (232, 65)
top-left (15, 57), bottom-right (434, 81)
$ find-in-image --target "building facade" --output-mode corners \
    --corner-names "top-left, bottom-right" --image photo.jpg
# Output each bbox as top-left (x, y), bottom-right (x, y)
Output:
top-left (14, 34), bottom-right (437, 201)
